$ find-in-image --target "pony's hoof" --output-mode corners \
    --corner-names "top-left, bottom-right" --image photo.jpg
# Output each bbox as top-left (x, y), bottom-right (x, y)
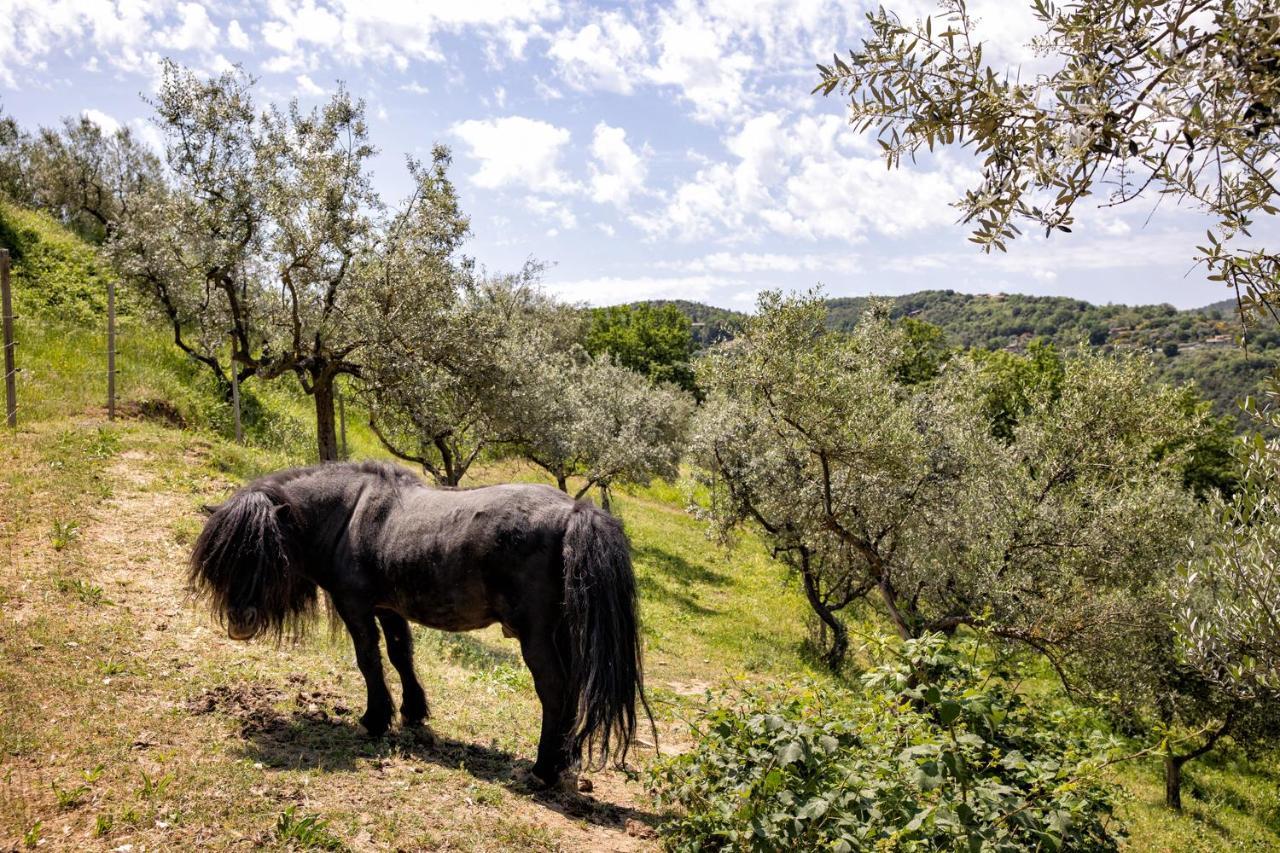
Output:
top-left (401, 707), bottom-right (429, 727)
top-left (518, 767), bottom-right (557, 790)
top-left (360, 714), bottom-right (391, 738)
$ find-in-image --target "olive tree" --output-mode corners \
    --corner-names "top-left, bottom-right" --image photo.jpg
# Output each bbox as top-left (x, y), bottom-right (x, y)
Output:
top-left (363, 269), bottom-right (572, 486)
top-left (24, 116), bottom-right (161, 243)
top-left (695, 291), bottom-right (1205, 669)
top-left (817, 0), bottom-right (1279, 320)
top-left (518, 353), bottom-right (694, 508)
top-left (1177, 417), bottom-right (1280, 692)
top-left (1147, 401), bottom-right (1280, 807)
top-left (109, 62), bottom-right (467, 460)
top-left (0, 109), bottom-right (161, 242)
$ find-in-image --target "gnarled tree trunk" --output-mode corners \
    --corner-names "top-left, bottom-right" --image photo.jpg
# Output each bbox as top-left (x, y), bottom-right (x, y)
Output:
top-left (313, 372), bottom-right (339, 462)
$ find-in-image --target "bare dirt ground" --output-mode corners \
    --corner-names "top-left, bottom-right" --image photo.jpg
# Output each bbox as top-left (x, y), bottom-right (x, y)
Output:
top-left (0, 423), bottom-right (667, 851)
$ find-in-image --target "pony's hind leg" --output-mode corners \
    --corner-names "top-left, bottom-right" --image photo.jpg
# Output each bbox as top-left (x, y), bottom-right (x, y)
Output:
top-left (335, 602), bottom-right (394, 737)
top-left (376, 609), bottom-right (429, 725)
top-left (518, 625), bottom-right (575, 787)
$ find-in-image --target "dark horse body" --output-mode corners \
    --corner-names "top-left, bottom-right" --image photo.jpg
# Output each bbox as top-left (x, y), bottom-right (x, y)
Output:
top-left (189, 461), bottom-right (649, 786)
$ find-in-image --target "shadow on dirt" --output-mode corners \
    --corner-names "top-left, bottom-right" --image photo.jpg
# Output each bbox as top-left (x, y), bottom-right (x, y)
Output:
top-left (187, 680), bottom-right (660, 835)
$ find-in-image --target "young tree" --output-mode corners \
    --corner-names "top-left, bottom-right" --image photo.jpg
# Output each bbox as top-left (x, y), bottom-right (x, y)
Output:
top-left (695, 291), bottom-right (1205, 668)
top-left (1156, 402), bottom-right (1280, 808)
top-left (520, 353), bottom-right (694, 508)
top-left (362, 269), bottom-right (569, 486)
top-left (109, 62), bottom-right (468, 460)
top-left (817, 0), bottom-right (1279, 321)
top-left (585, 302), bottom-right (698, 391)
top-left (565, 357), bottom-right (693, 509)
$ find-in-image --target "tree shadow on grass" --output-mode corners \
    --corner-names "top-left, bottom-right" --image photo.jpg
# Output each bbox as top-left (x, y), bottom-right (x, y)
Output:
top-left (632, 543), bottom-right (729, 588)
top-left (632, 542), bottom-right (730, 617)
top-left (235, 710), bottom-right (659, 834)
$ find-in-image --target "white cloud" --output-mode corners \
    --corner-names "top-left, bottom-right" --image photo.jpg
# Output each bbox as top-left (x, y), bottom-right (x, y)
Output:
top-left (296, 74), bottom-right (325, 96)
top-left (633, 109), bottom-right (977, 244)
top-left (262, 0), bottom-right (342, 59)
top-left (0, 0), bottom-right (169, 83)
top-left (525, 197), bottom-right (577, 230)
top-left (451, 116), bottom-right (578, 194)
top-left (544, 274), bottom-right (737, 306)
top-left (128, 118), bottom-right (165, 154)
top-left (399, 80), bottom-right (430, 95)
top-left (158, 3), bottom-right (219, 52)
top-left (548, 11), bottom-right (648, 95)
top-left (672, 251), bottom-right (861, 274)
top-left (259, 0), bottom-right (560, 73)
top-left (80, 108), bottom-right (121, 135)
top-left (588, 123), bottom-right (647, 207)
top-left (644, 2), bottom-right (755, 123)
top-left (227, 19), bottom-right (251, 50)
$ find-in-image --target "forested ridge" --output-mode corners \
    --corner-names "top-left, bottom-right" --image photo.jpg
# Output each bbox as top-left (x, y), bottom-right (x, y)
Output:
top-left (651, 291), bottom-right (1277, 427)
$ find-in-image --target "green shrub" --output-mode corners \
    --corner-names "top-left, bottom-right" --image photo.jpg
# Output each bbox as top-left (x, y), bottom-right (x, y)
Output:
top-left (651, 635), bottom-right (1123, 852)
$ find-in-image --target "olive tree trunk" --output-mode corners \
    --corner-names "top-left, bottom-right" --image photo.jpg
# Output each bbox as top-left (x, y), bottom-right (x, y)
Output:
top-left (313, 374), bottom-right (339, 462)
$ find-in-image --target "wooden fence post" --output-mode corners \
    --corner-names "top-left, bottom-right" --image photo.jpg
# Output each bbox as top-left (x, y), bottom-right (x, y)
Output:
top-left (107, 278), bottom-right (116, 420)
top-left (1, 250), bottom-right (15, 428)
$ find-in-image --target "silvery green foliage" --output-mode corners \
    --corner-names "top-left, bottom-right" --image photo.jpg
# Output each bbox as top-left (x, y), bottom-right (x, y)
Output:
top-left (518, 348), bottom-right (694, 504)
top-left (107, 61), bottom-right (469, 459)
top-left (695, 291), bottom-right (1203, 667)
top-left (362, 268), bottom-right (572, 486)
top-left (817, 0), bottom-right (1279, 321)
top-left (13, 114), bottom-right (161, 243)
top-left (556, 355), bottom-right (694, 504)
top-left (1177, 403), bottom-right (1280, 696)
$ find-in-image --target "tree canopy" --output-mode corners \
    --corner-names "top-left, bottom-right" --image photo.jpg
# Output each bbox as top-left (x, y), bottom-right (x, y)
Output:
top-left (585, 302), bottom-right (697, 391)
top-left (695, 292), bottom-right (1206, 669)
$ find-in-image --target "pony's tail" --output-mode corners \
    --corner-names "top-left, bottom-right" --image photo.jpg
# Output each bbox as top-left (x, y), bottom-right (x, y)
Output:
top-left (189, 485), bottom-right (316, 640)
top-left (561, 503), bottom-right (654, 769)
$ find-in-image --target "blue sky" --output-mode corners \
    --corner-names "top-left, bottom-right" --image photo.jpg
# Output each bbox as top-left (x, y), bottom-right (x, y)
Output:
top-left (0, 0), bottom-right (1253, 310)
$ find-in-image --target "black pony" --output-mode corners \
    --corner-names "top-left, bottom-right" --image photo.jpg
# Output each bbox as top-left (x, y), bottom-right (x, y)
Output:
top-left (189, 460), bottom-right (651, 787)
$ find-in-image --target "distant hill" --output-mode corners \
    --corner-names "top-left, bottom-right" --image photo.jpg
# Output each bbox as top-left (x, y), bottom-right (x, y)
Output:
top-left (643, 290), bottom-right (1278, 429)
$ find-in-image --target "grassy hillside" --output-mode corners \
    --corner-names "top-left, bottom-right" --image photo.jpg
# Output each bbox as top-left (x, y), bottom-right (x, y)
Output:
top-left (0, 202), bottom-right (385, 460)
top-left (1, 207), bottom-right (1278, 850)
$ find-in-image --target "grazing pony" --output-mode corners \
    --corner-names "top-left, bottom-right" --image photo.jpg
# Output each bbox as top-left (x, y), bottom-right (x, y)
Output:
top-left (189, 460), bottom-right (650, 787)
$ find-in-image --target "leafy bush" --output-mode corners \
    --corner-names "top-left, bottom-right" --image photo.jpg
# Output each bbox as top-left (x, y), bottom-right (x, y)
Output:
top-left (651, 635), bottom-right (1123, 852)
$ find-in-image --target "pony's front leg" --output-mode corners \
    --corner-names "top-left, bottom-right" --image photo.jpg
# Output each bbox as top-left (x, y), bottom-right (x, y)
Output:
top-left (336, 603), bottom-right (394, 737)
top-left (376, 609), bottom-right (429, 725)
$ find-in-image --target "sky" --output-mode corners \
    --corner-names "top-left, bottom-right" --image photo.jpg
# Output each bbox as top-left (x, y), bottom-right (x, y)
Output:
top-left (0, 0), bottom-right (1257, 311)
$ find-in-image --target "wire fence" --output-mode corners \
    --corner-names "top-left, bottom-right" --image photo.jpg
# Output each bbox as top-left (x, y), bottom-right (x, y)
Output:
top-left (0, 249), bottom-right (356, 456)
top-left (0, 247), bottom-right (133, 430)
